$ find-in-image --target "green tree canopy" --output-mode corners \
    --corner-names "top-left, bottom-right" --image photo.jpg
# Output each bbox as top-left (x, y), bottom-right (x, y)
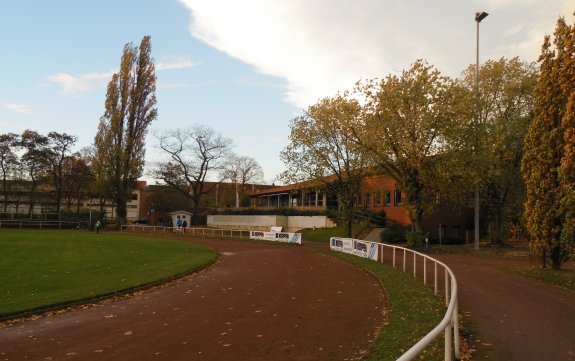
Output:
top-left (356, 60), bottom-right (470, 232)
top-left (460, 57), bottom-right (538, 243)
top-left (16, 130), bottom-right (51, 215)
top-left (0, 133), bottom-right (19, 212)
top-left (47, 132), bottom-right (78, 213)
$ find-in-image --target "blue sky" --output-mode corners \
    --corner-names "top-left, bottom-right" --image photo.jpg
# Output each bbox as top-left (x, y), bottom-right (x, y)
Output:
top-left (0, 0), bottom-right (572, 184)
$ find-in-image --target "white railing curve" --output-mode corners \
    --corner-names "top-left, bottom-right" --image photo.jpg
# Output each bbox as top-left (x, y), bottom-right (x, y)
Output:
top-left (329, 238), bottom-right (459, 361)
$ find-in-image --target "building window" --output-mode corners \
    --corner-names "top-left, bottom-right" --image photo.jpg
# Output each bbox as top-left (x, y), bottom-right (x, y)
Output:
top-left (326, 192), bottom-right (338, 209)
top-left (356, 193), bottom-right (362, 207)
top-left (365, 193), bottom-right (371, 208)
top-left (394, 190), bottom-right (402, 206)
top-left (451, 226), bottom-right (461, 239)
top-left (303, 192), bottom-right (311, 206)
top-left (290, 194), bottom-right (299, 207)
top-left (317, 192), bottom-right (324, 206)
top-left (374, 192), bottom-right (381, 207)
top-left (384, 191), bottom-right (391, 206)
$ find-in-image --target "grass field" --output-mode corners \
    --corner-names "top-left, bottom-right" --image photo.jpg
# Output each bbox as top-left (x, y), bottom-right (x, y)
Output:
top-left (0, 230), bottom-right (217, 317)
top-left (505, 266), bottom-right (575, 291)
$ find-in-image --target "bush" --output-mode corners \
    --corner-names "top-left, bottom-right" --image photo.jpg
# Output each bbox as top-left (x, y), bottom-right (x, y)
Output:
top-left (406, 231), bottom-right (425, 248)
top-left (426, 234), bottom-right (465, 245)
top-left (380, 224), bottom-right (407, 244)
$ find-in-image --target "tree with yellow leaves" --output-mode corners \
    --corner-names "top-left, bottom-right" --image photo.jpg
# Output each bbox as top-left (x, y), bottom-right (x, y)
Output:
top-left (93, 36), bottom-right (157, 226)
top-left (522, 17), bottom-right (575, 269)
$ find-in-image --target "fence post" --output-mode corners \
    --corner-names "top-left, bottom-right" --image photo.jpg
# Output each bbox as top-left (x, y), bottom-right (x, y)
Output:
top-left (445, 270), bottom-right (450, 307)
top-left (454, 300), bottom-right (460, 360)
top-left (434, 262), bottom-right (438, 295)
top-left (413, 253), bottom-right (417, 277)
top-left (445, 322), bottom-right (453, 361)
top-left (424, 257), bottom-right (427, 285)
top-left (403, 249), bottom-right (407, 272)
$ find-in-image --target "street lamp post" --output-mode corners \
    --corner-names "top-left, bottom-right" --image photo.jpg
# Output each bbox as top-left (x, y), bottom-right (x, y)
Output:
top-left (474, 11), bottom-right (488, 250)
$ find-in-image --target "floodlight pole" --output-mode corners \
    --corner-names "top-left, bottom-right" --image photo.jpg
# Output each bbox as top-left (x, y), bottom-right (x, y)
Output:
top-left (474, 11), bottom-right (488, 250)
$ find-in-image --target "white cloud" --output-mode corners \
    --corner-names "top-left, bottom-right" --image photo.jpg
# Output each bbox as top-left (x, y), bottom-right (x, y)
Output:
top-left (158, 80), bottom-right (219, 90)
top-left (47, 56), bottom-right (197, 95)
top-left (1, 102), bottom-right (32, 114)
top-left (156, 56), bottom-right (199, 70)
top-left (47, 71), bottom-right (114, 96)
top-left (179, 0), bottom-right (571, 109)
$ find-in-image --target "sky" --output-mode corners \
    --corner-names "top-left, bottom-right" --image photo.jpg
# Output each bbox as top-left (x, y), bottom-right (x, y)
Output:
top-left (0, 0), bottom-right (573, 184)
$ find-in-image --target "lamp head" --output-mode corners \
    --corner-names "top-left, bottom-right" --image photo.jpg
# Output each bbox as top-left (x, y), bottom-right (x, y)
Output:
top-left (475, 12), bottom-right (489, 23)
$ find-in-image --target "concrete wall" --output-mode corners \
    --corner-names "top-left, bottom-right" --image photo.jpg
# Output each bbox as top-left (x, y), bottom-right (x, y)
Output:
top-left (286, 216), bottom-right (336, 231)
top-left (207, 215), bottom-right (336, 232)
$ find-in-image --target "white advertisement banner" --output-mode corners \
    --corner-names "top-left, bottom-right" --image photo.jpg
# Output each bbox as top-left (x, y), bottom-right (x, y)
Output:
top-left (330, 237), bottom-right (354, 254)
top-left (353, 240), bottom-right (379, 261)
top-left (250, 231), bottom-right (301, 244)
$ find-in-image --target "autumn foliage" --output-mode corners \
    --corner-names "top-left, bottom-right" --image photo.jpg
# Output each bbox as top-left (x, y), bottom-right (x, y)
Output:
top-left (522, 17), bottom-right (575, 269)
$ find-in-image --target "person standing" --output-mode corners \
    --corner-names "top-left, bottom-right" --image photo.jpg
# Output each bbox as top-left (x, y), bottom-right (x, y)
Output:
top-left (182, 216), bottom-right (188, 234)
top-left (95, 220), bottom-right (102, 234)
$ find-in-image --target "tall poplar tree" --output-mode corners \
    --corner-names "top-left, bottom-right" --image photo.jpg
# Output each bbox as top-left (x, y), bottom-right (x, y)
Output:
top-left (522, 17), bottom-right (575, 269)
top-left (93, 36), bottom-right (157, 226)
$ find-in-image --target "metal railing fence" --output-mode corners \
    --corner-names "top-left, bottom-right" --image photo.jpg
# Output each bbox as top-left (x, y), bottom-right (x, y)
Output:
top-left (0, 220), bottom-right (87, 229)
top-left (120, 224), bottom-right (252, 239)
top-left (383, 244), bottom-right (459, 361)
top-left (331, 238), bottom-right (459, 361)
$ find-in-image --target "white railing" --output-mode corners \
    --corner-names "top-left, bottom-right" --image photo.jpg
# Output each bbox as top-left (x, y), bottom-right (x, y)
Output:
top-left (120, 225), bottom-right (252, 239)
top-left (330, 238), bottom-right (459, 361)
top-left (0, 220), bottom-right (86, 229)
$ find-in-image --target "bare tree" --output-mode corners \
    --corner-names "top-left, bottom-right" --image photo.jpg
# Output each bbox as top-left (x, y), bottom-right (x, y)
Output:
top-left (153, 125), bottom-right (233, 223)
top-left (221, 155), bottom-right (264, 207)
top-left (47, 132), bottom-right (78, 213)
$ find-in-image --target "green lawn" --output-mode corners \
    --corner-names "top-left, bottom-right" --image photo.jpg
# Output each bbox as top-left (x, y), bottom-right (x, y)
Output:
top-left (505, 266), bottom-right (575, 291)
top-left (0, 230), bottom-right (217, 317)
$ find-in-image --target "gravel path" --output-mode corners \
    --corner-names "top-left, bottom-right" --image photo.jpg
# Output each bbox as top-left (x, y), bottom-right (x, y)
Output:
top-left (435, 253), bottom-right (575, 361)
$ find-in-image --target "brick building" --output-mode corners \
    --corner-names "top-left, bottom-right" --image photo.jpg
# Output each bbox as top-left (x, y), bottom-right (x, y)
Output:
top-left (250, 175), bottom-right (472, 242)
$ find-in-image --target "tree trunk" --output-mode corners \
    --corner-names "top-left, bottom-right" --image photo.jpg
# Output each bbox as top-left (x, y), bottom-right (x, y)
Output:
top-left (115, 193), bottom-right (128, 228)
top-left (346, 217), bottom-right (352, 238)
